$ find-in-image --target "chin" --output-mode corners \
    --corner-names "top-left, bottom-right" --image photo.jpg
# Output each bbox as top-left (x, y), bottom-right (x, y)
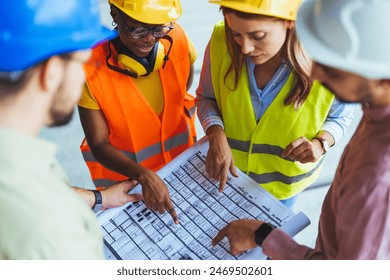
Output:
top-left (48, 111), bottom-right (74, 127)
top-left (250, 56), bottom-right (268, 65)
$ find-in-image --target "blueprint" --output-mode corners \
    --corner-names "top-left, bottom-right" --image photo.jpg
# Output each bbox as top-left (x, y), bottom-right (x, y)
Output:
top-left (97, 137), bottom-right (310, 260)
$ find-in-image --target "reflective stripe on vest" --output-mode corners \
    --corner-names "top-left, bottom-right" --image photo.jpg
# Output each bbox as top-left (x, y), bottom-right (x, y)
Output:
top-left (83, 131), bottom-right (189, 164)
top-left (93, 179), bottom-right (118, 188)
top-left (210, 21), bottom-right (334, 199)
top-left (248, 157), bottom-right (325, 185)
top-left (227, 138), bottom-right (294, 162)
top-left (228, 137), bottom-right (324, 184)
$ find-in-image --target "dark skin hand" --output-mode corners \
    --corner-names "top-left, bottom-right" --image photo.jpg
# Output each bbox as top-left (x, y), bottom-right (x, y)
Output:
top-left (212, 219), bottom-right (263, 255)
top-left (78, 106), bottom-right (179, 224)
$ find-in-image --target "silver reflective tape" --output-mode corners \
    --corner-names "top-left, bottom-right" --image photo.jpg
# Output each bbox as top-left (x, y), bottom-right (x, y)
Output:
top-left (227, 138), bottom-right (251, 152)
top-left (164, 132), bottom-right (189, 151)
top-left (93, 178), bottom-right (118, 187)
top-left (248, 157), bottom-right (325, 185)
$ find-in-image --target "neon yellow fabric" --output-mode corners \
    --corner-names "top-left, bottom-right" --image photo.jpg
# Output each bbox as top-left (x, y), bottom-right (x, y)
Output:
top-left (210, 22), bottom-right (334, 199)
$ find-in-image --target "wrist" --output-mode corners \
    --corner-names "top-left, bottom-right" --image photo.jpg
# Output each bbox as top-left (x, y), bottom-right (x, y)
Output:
top-left (91, 190), bottom-right (103, 212)
top-left (135, 167), bottom-right (155, 189)
top-left (313, 136), bottom-right (329, 155)
top-left (206, 125), bottom-right (226, 145)
top-left (206, 125), bottom-right (224, 137)
top-left (254, 223), bottom-right (275, 247)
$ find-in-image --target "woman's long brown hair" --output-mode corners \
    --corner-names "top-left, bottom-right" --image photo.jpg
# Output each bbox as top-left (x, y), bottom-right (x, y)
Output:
top-left (221, 7), bottom-right (312, 109)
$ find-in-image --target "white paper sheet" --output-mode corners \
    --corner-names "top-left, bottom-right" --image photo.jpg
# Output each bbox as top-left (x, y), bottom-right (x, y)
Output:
top-left (98, 137), bottom-right (310, 260)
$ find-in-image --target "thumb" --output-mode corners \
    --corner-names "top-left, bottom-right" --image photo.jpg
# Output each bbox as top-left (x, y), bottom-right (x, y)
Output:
top-left (125, 193), bottom-right (143, 203)
top-left (122, 180), bottom-right (139, 192)
top-left (230, 245), bottom-right (241, 256)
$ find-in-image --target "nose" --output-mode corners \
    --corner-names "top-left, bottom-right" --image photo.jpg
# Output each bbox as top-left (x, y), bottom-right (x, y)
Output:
top-left (240, 36), bottom-right (255, 55)
top-left (143, 32), bottom-right (157, 44)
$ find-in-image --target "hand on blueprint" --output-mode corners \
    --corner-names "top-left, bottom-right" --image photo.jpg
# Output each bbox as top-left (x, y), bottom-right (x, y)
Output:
top-left (281, 136), bottom-right (323, 163)
top-left (139, 168), bottom-right (179, 224)
top-left (101, 180), bottom-right (143, 209)
top-left (206, 125), bottom-right (238, 192)
top-left (212, 219), bottom-right (263, 255)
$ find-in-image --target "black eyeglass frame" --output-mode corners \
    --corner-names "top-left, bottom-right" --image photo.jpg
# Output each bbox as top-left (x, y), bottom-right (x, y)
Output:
top-left (117, 10), bottom-right (173, 39)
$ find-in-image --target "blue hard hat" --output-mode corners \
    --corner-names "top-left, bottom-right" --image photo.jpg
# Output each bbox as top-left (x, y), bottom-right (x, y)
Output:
top-left (0, 0), bottom-right (117, 72)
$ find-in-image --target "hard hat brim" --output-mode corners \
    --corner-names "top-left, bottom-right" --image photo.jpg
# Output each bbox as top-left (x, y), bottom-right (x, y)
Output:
top-left (296, 0), bottom-right (388, 80)
top-left (1, 26), bottom-right (117, 72)
top-left (209, 0), bottom-right (298, 21)
top-left (112, 1), bottom-right (182, 25)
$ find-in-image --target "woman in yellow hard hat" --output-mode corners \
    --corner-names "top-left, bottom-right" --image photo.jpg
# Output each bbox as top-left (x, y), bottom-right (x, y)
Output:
top-left (196, 0), bottom-right (355, 208)
top-left (78, 0), bottom-right (198, 223)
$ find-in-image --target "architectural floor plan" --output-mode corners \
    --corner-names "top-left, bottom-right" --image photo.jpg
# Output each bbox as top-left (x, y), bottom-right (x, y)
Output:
top-left (98, 137), bottom-right (310, 260)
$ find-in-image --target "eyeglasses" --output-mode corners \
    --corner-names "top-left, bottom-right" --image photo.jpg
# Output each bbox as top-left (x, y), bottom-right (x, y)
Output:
top-left (117, 10), bottom-right (173, 39)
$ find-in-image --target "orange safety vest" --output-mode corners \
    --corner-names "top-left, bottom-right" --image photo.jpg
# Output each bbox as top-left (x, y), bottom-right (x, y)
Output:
top-left (81, 23), bottom-right (196, 188)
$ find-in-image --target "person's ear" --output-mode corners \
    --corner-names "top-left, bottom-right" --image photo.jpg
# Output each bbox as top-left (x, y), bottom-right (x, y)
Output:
top-left (38, 56), bottom-right (64, 94)
top-left (380, 79), bottom-right (390, 87)
top-left (286, 20), bottom-right (295, 30)
top-left (372, 79), bottom-right (390, 91)
top-left (110, 5), bottom-right (118, 25)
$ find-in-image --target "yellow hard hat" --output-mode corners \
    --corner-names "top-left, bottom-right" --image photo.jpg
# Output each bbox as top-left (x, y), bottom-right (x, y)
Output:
top-left (209, 0), bottom-right (302, 20)
top-left (108, 0), bottom-right (182, 24)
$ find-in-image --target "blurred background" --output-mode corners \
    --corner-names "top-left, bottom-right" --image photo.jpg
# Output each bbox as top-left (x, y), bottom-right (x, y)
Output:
top-left (39, 0), bottom-right (362, 248)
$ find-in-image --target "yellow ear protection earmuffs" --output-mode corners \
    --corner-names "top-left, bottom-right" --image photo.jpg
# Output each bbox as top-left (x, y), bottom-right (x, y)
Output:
top-left (106, 35), bottom-right (173, 78)
top-left (117, 43), bottom-right (164, 76)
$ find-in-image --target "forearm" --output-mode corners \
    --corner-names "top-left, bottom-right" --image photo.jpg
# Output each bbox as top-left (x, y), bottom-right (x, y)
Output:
top-left (322, 101), bottom-right (355, 144)
top-left (73, 187), bottom-right (95, 208)
top-left (262, 228), bottom-right (321, 260)
top-left (90, 142), bottom-right (147, 181)
top-left (195, 87), bottom-right (224, 132)
top-left (195, 41), bottom-right (224, 132)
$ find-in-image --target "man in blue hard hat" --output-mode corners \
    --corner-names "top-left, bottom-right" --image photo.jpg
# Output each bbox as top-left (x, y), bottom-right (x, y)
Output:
top-left (0, 0), bottom-right (140, 259)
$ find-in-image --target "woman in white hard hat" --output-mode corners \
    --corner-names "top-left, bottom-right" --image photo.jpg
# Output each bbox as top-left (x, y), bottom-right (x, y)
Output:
top-left (78, 0), bottom-right (197, 223)
top-left (196, 0), bottom-right (355, 208)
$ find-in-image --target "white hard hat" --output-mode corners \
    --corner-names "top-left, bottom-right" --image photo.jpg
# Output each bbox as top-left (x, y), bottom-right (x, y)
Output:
top-left (296, 0), bottom-right (390, 79)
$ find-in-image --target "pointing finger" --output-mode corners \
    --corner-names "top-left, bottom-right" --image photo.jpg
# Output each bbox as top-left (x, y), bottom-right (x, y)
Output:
top-left (167, 207), bottom-right (179, 224)
top-left (212, 226), bottom-right (228, 246)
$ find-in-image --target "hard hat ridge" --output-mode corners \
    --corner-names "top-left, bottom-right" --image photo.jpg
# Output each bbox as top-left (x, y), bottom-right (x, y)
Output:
top-left (208, 0), bottom-right (302, 20)
top-left (0, 0), bottom-right (116, 72)
top-left (297, 0), bottom-right (390, 79)
top-left (108, 0), bottom-right (182, 24)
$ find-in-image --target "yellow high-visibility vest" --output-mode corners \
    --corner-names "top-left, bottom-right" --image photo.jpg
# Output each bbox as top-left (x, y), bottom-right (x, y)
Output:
top-left (210, 22), bottom-right (334, 199)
